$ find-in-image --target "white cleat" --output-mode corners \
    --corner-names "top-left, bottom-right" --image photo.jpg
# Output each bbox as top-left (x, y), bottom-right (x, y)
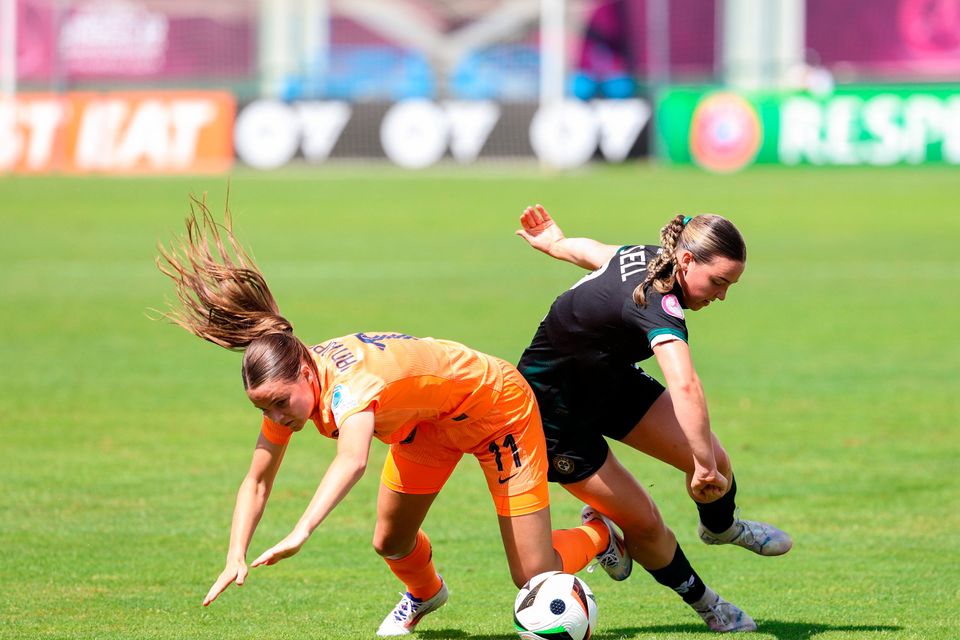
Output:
top-left (698, 516), bottom-right (793, 557)
top-left (581, 505), bottom-right (632, 581)
top-left (692, 587), bottom-right (757, 633)
top-left (376, 579), bottom-right (449, 636)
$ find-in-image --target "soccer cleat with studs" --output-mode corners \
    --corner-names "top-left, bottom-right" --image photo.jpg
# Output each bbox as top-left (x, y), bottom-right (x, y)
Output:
top-left (376, 579), bottom-right (449, 637)
top-left (697, 514), bottom-right (793, 557)
top-left (691, 587), bottom-right (757, 633)
top-left (581, 505), bottom-right (632, 581)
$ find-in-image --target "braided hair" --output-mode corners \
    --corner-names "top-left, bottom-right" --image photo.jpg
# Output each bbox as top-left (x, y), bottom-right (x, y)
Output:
top-left (633, 214), bottom-right (746, 306)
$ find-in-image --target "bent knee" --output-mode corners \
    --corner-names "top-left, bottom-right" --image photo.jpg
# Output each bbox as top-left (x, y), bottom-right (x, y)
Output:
top-left (510, 555), bottom-right (561, 588)
top-left (620, 511), bottom-right (669, 544)
top-left (372, 533), bottom-right (415, 559)
top-left (510, 564), bottom-right (549, 588)
top-left (510, 569), bottom-right (528, 589)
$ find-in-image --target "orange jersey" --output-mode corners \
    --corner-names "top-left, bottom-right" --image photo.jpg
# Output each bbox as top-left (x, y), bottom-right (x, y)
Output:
top-left (261, 332), bottom-right (504, 446)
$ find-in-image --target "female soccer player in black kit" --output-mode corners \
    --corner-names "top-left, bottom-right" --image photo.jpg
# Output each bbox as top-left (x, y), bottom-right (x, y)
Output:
top-left (515, 205), bottom-right (792, 633)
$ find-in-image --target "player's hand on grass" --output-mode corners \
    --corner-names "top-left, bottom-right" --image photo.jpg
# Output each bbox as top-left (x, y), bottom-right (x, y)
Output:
top-left (690, 465), bottom-right (728, 503)
top-left (251, 529), bottom-right (310, 568)
top-left (517, 204), bottom-right (565, 255)
top-left (203, 558), bottom-right (248, 606)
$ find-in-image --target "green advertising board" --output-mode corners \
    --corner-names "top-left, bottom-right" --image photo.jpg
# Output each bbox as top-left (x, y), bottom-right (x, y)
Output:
top-left (657, 86), bottom-right (960, 172)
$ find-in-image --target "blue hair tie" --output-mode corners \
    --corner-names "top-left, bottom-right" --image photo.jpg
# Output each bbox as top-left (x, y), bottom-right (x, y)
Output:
top-left (683, 215), bottom-right (693, 226)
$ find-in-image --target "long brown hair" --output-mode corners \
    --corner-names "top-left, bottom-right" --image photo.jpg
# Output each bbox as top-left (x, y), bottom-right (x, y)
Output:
top-left (156, 195), bottom-right (312, 389)
top-left (634, 214), bottom-right (746, 306)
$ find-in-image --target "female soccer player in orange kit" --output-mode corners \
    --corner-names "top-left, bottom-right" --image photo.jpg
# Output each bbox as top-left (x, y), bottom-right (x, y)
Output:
top-left (156, 200), bottom-right (629, 637)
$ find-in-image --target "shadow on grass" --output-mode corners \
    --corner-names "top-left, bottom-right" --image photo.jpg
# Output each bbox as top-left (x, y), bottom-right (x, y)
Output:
top-left (419, 621), bottom-right (902, 640)
top-left (418, 631), bottom-right (500, 640)
top-left (599, 621), bottom-right (902, 639)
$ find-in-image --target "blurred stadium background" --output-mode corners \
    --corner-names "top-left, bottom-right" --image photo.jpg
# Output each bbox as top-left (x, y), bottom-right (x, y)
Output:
top-left (3, 0), bottom-right (960, 173)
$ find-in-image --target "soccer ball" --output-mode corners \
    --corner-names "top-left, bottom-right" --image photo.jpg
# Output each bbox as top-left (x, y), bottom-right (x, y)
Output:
top-left (513, 571), bottom-right (597, 640)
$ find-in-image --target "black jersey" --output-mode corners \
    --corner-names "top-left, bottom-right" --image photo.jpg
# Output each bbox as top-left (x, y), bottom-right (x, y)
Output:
top-left (518, 244), bottom-right (689, 479)
top-left (541, 244), bottom-right (688, 368)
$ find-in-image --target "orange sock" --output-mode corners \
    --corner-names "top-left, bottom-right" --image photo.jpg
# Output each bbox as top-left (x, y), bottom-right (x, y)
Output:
top-left (551, 521), bottom-right (609, 574)
top-left (383, 529), bottom-right (443, 600)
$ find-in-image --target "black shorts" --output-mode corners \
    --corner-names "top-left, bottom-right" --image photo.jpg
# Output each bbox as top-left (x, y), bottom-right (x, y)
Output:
top-left (518, 341), bottom-right (665, 484)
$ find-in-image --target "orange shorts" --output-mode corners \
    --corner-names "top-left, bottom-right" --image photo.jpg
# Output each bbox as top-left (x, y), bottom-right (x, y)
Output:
top-left (380, 359), bottom-right (550, 517)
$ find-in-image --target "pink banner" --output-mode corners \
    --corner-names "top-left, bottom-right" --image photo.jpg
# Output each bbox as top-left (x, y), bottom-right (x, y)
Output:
top-left (580, 0), bottom-right (717, 79)
top-left (16, 0), bottom-right (255, 83)
top-left (807, 0), bottom-right (960, 79)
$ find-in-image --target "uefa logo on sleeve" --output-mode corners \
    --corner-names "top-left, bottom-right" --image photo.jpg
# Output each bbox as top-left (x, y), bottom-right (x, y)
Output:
top-left (689, 93), bottom-right (763, 173)
top-left (332, 385), bottom-right (345, 409)
top-left (331, 384), bottom-right (358, 423)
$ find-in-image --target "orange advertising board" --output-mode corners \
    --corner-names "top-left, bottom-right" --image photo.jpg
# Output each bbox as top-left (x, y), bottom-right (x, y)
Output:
top-left (1, 91), bottom-right (235, 174)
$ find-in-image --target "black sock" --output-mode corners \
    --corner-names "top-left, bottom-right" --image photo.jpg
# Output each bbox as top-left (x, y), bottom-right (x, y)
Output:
top-left (646, 544), bottom-right (707, 604)
top-left (696, 474), bottom-right (737, 534)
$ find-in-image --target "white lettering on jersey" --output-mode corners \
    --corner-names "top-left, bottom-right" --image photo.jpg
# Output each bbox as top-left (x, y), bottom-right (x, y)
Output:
top-left (619, 246), bottom-right (647, 282)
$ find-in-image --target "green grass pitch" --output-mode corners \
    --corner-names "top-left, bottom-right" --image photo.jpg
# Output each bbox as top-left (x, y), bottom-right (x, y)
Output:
top-left (0, 165), bottom-right (957, 639)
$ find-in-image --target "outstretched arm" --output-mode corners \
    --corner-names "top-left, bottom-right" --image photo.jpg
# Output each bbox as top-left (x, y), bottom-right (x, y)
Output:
top-left (515, 204), bottom-right (619, 271)
top-left (652, 340), bottom-right (728, 502)
top-left (251, 409), bottom-right (376, 567)
top-left (203, 433), bottom-right (286, 606)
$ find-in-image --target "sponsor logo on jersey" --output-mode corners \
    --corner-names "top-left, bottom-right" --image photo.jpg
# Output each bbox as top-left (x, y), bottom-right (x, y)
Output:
top-left (661, 294), bottom-right (685, 319)
top-left (553, 455), bottom-right (575, 475)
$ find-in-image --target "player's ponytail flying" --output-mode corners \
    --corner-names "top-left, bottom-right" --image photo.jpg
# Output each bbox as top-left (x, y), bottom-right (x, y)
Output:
top-left (634, 213), bottom-right (747, 307)
top-left (156, 195), bottom-right (312, 389)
